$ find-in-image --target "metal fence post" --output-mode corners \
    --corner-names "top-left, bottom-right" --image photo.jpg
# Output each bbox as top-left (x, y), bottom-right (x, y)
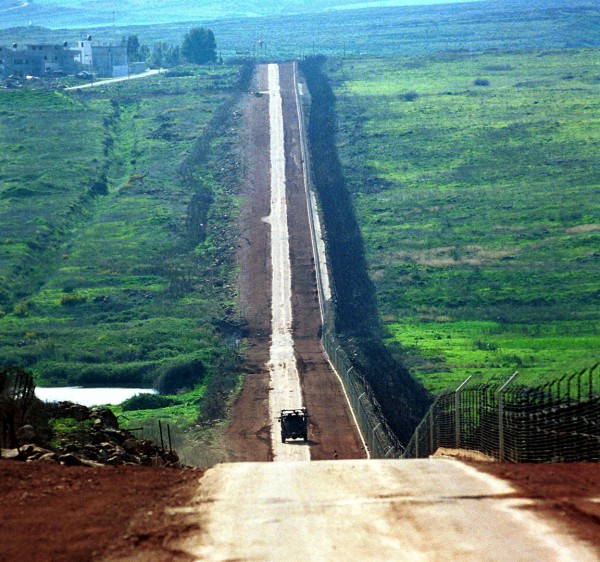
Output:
top-left (415, 425), bottom-right (420, 458)
top-left (498, 371), bottom-right (519, 462)
top-left (429, 408), bottom-right (434, 454)
top-left (454, 376), bottom-right (472, 449)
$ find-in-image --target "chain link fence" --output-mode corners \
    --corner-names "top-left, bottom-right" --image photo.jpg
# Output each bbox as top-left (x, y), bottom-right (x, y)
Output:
top-left (403, 364), bottom-right (600, 462)
top-left (321, 306), bottom-right (405, 458)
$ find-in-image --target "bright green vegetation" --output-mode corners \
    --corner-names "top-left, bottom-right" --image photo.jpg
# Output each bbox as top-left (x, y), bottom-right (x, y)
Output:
top-left (110, 382), bottom-right (239, 465)
top-left (328, 49), bottom-right (600, 392)
top-left (0, 65), bottom-right (246, 418)
top-left (49, 416), bottom-right (93, 434)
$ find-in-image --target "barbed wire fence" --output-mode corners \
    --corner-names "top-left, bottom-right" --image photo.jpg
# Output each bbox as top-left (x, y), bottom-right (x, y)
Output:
top-left (403, 364), bottom-right (600, 462)
top-left (294, 62), bottom-right (404, 459)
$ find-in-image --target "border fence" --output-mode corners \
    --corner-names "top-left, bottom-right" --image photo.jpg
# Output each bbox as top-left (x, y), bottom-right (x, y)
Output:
top-left (294, 62), bottom-right (599, 463)
top-left (322, 304), bottom-right (405, 458)
top-left (294, 62), bottom-right (404, 459)
top-left (403, 364), bottom-right (600, 462)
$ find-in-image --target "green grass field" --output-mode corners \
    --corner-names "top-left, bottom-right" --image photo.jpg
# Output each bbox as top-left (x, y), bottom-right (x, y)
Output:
top-left (328, 48), bottom-right (600, 393)
top-left (0, 66), bottom-right (246, 409)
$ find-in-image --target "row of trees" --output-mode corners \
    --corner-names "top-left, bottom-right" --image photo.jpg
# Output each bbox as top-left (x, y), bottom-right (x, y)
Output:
top-left (125, 28), bottom-right (217, 68)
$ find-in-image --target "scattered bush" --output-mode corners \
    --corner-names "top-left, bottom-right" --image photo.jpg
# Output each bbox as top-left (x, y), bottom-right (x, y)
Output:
top-left (59, 293), bottom-right (87, 306)
top-left (155, 356), bottom-right (206, 394)
top-left (164, 69), bottom-right (194, 78)
top-left (474, 78), bottom-right (490, 86)
top-left (402, 91), bottom-right (419, 102)
top-left (13, 301), bottom-right (29, 316)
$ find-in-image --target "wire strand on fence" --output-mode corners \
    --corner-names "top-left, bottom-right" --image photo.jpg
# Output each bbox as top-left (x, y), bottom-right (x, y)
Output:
top-left (403, 365), bottom-right (600, 463)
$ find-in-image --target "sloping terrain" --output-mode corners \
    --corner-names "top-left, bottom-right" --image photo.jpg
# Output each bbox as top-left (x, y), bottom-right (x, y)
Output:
top-left (327, 49), bottom-right (600, 392)
top-left (146, 459), bottom-right (600, 561)
top-left (0, 0), bottom-right (476, 28)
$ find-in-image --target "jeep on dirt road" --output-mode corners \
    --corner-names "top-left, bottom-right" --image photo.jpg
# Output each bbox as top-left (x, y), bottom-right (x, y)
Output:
top-left (277, 408), bottom-right (309, 443)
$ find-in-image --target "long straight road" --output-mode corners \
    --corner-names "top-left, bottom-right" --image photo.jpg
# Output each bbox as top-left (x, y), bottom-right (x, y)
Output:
top-left (119, 63), bottom-right (599, 562)
top-left (227, 62), bottom-right (365, 461)
top-left (266, 63), bottom-right (310, 461)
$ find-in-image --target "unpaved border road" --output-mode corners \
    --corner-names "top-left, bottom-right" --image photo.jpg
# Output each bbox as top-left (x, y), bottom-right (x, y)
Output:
top-left (267, 63), bottom-right (310, 462)
top-left (226, 62), bottom-right (365, 461)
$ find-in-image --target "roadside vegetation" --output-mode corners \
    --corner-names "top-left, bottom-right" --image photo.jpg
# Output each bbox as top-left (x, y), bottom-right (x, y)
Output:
top-left (0, 63), bottom-right (251, 456)
top-left (327, 49), bottom-right (600, 393)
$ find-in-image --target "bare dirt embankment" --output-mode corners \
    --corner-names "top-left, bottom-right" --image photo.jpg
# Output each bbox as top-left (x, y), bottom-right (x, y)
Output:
top-left (470, 461), bottom-right (600, 553)
top-left (222, 64), bottom-right (273, 462)
top-left (0, 461), bottom-right (202, 562)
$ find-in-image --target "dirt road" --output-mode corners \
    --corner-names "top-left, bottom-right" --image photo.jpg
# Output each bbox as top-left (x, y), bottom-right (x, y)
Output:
top-left (226, 62), bottom-right (365, 461)
top-left (266, 63), bottom-right (310, 462)
top-left (171, 459), bottom-right (597, 561)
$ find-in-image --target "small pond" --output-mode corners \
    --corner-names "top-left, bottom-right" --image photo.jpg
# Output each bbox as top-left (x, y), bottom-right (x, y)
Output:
top-left (35, 387), bottom-right (158, 407)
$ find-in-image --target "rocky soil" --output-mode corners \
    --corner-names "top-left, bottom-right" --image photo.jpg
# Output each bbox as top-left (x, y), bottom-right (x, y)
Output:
top-left (1, 400), bottom-right (180, 468)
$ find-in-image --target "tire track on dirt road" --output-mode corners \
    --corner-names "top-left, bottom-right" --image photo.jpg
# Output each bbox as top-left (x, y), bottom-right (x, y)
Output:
top-left (171, 459), bottom-right (597, 561)
top-left (266, 63), bottom-right (310, 462)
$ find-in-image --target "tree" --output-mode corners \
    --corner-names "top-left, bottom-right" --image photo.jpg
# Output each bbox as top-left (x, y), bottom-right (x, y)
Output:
top-left (126, 35), bottom-right (140, 62)
top-left (181, 28), bottom-right (216, 64)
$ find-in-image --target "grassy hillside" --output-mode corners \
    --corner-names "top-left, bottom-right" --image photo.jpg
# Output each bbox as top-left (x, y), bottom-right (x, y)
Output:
top-left (0, 64), bottom-right (248, 415)
top-left (327, 48), bottom-right (600, 393)
top-left (0, 0), bottom-right (478, 28)
top-left (2, 0), bottom-right (598, 61)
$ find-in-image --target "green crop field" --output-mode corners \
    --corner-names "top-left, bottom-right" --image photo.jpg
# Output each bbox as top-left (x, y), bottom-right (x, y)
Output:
top-left (327, 48), bottom-right (600, 393)
top-left (0, 65), bottom-right (248, 439)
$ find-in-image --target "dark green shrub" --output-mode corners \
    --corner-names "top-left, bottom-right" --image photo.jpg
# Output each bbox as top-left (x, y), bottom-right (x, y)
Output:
top-left (121, 393), bottom-right (177, 411)
top-left (402, 91), bottom-right (419, 101)
top-left (155, 356), bottom-right (206, 394)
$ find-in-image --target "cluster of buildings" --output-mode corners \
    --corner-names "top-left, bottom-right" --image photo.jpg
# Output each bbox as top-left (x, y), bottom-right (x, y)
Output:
top-left (0, 36), bottom-right (145, 79)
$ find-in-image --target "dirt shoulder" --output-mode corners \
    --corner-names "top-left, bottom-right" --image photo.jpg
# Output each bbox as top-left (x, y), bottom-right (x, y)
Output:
top-left (0, 460), bottom-right (202, 562)
top-left (469, 461), bottom-right (600, 554)
top-left (223, 65), bottom-right (272, 462)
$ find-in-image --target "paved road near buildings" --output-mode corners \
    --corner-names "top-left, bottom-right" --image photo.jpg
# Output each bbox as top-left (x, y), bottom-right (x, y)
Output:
top-left (168, 459), bottom-right (595, 561)
top-left (65, 69), bottom-right (162, 90)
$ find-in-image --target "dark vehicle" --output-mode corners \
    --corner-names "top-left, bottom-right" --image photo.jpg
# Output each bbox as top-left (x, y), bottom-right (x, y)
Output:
top-left (278, 408), bottom-right (309, 443)
top-left (76, 71), bottom-right (93, 79)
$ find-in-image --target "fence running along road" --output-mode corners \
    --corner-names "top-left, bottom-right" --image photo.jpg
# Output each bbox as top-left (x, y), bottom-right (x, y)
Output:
top-left (403, 364), bottom-right (600, 462)
top-left (294, 62), bottom-right (404, 459)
